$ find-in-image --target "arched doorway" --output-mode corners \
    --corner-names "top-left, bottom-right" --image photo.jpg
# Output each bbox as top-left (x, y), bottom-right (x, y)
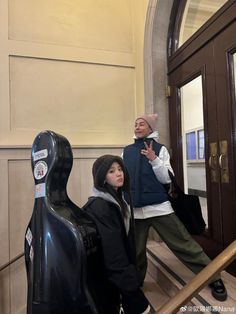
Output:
top-left (167, 0), bottom-right (236, 274)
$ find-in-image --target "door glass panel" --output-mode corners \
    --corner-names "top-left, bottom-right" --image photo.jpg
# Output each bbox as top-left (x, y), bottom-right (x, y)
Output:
top-left (180, 76), bottom-right (208, 227)
top-left (179, 0), bottom-right (228, 48)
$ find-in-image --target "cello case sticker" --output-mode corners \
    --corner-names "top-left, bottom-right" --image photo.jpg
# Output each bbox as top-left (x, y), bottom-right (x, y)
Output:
top-left (35, 183), bottom-right (46, 198)
top-left (34, 161), bottom-right (48, 180)
top-left (33, 149), bottom-right (48, 161)
top-left (26, 228), bottom-right (33, 246)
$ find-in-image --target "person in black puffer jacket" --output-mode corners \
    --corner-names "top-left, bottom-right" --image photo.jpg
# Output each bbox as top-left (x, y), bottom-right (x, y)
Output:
top-left (83, 154), bottom-right (150, 314)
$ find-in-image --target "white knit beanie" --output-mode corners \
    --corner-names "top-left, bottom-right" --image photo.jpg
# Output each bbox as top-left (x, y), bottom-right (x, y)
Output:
top-left (136, 113), bottom-right (158, 132)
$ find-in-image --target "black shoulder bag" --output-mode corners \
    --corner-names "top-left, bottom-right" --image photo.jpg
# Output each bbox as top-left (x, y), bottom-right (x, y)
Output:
top-left (167, 170), bottom-right (206, 235)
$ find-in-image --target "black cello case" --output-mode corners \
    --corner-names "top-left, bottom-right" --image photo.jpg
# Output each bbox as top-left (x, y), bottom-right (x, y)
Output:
top-left (24, 130), bottom-right (100, 314)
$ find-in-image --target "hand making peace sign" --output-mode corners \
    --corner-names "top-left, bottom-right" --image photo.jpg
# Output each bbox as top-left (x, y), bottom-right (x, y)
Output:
top-left (140, 141), bottom-right (157, 161)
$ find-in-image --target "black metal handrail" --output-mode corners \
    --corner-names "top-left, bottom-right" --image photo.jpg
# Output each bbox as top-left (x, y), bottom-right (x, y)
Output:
top-left (0, 252), bottom-right (24, 272)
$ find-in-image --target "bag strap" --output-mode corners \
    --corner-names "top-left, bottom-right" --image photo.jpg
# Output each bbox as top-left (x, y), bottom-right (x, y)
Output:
top-left (168, 170), bottom-right (184, 195)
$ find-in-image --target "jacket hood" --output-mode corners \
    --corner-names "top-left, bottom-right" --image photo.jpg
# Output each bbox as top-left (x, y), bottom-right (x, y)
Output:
top-left (92, 154), bottom-right (130, 193)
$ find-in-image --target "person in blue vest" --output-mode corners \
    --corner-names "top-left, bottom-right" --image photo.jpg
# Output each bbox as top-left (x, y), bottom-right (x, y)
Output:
top-left (122, 113), bottom-right (227, 302)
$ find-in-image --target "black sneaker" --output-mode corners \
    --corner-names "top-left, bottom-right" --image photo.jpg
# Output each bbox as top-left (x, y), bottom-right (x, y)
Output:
top-left (209, 279), bottom-right (227, 301)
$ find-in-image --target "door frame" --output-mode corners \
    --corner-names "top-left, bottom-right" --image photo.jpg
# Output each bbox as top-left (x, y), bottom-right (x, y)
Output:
top-left (168, 0), bottom-right (236, 70)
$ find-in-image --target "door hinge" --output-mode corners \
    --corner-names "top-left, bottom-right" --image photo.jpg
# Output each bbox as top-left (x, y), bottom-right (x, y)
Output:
top-left (166, 85), bottom-right (171, 98)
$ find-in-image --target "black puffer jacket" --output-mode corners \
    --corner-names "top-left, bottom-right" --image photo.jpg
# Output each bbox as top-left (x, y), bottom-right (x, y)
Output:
top-left (83, 190), bottom-right (149, 314)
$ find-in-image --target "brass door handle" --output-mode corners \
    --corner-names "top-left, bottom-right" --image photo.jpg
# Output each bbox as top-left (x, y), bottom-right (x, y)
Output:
top-left (219, 141), bottom-right (229, 183)
top-left (209, 142), bottom-right (218, 183)
top-left (219, 154), bottom-right (226, 169)
top-left (209, 141), bottom-right (229, 183)
top-left (209, 154), bottom-right (217, 169)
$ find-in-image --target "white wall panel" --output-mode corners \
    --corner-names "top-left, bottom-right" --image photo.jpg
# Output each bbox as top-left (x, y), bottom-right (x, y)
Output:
top-left (10, 258), bottom-right (27, 314)
top-left (0, 268), bottom-right (10, 314)
top-left (0, 160), bottom-right (9, 266)
top-left (8, 160), bottom-right (34, 258)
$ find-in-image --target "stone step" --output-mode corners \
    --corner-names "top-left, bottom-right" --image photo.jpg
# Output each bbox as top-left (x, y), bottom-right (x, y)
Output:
top-left (145, 240), bottom-right (236, 313)
top-left (143, 272), bottom-right (170, 313)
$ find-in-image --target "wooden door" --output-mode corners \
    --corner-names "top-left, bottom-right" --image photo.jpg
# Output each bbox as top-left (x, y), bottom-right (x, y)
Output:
top-left (213, 21), bottom-right (236, 248)
top-left (168, 14), bottom-right (236, 274)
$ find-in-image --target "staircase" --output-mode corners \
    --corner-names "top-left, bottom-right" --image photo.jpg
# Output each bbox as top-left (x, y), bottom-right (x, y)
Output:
top-left (143, 240), bottom-right (236, 313)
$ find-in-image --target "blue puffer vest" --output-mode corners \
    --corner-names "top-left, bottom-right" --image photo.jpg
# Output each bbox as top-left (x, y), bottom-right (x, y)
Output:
top-left (123, 138), bottom-right (169, 207)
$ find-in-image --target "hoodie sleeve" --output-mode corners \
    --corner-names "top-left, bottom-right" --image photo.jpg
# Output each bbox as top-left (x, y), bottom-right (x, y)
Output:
top-left (149, 145), bottom-right (174, 184)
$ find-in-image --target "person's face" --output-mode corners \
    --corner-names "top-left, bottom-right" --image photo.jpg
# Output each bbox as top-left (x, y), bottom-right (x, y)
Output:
top-left (134, 118), bottom-right (152, 139)
top-left (105, 162), bottom-right (124, 190)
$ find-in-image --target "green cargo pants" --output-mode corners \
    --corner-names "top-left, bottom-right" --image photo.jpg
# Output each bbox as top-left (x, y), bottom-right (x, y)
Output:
top-left (134, 213), bottom-right (219, 283)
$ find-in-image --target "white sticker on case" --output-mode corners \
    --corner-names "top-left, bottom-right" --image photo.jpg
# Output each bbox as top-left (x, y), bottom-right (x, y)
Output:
top-left (26, 228), bottom-right (33, 246)
top-left (35, 183), bottom-right (46, 198)
top-left (30, 246), bottom-right (34, 262)
top-left (34, 161), bottom-right (48, 180)
top-left (33, 149), bottom-right (48, 161)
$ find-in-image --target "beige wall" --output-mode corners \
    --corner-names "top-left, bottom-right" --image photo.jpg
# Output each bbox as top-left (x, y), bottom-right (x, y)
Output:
top-left (0, 1), bottom-right (174, 313)
top-left (0, 0), bottom-right (149, 146)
